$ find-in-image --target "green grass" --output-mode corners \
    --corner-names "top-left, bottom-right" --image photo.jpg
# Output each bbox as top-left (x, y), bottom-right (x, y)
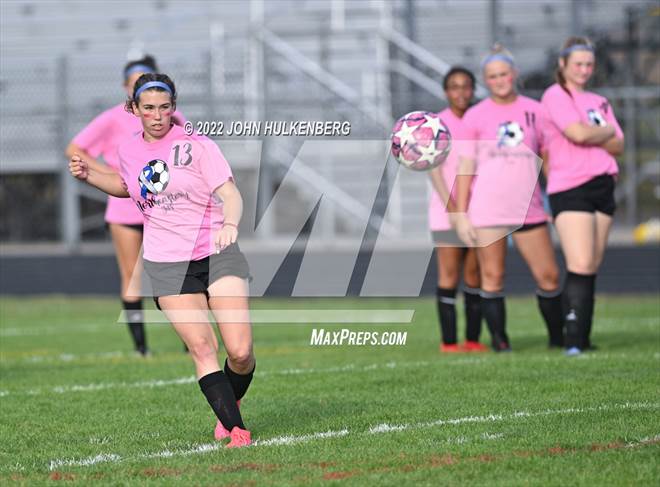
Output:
top-left (0, 295), bottom-right (658, 486)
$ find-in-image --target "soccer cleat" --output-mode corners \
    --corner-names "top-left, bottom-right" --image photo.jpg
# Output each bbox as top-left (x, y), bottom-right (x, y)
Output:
top-left (565, 347), bottom-right (582, 356)
top-left (461, 340), bottom-right (489, 352)
top-left (491, 334), bottom-right (512, 352)
top-left (214, 400), bottom-right (241, 440)
top-left (439, 343), bottom-right (462, 353)
top-left (226, 427), bottom-right (251, 448)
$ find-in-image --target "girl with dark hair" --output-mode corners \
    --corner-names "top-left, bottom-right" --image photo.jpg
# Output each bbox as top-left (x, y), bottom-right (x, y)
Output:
top-left (70, 74), bottom-right (254, 447)
top-left (541, 37), bottom-right (624, 355)
top-left (65, 56), bottom-right (186, 356)
top-left (429, 66), bottom-right (488, 353)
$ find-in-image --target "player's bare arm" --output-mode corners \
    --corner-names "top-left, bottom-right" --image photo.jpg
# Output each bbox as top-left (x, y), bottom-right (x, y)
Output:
top-left (69, 153), bottom-right (130, 198)
top-left (213, 180), bottom-right (243, 252)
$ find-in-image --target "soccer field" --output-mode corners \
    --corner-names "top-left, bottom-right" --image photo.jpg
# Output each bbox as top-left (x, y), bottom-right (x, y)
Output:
top-left (1, 295), bottom-right (658, 485)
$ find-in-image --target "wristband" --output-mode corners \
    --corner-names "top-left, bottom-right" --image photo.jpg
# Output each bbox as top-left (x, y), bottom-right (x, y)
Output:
top-left (223, 222), bottom-right (238, 229)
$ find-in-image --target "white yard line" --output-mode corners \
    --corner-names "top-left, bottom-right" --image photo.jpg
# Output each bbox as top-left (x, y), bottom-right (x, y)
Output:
top-left (45, 401), bottom-right (660, 470)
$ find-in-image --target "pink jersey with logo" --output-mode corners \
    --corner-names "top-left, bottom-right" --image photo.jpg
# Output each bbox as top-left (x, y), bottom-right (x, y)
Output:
top-left (461, 95), bottom-right (547, 227)
top-left (117, 124), bottom-right (233, 263)
top-left (428, 108), bottom-right (464, 231)
top-left (541, 83), bottom-right (622, 194)
top-left (73, 103), bottom-right (186, 225)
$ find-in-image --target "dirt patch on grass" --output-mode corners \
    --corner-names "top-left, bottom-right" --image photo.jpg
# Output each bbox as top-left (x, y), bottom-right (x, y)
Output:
top-left (428, 454), bottom-right (457, 467)
top-left (323, 470), bottom-right (359, 480)
top-left (141, 467), bottom-right (182, 477)
top-left (328, 436), bottom-right (658, 480)
top-left (209, 462), bottom-right (278, 473)
top-left (48, 471), bottom-right (75, 481)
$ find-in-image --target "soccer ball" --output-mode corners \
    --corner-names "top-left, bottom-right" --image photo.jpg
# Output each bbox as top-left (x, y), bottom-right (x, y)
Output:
top-left (497, 121), bottom-right (524, 147)
top-left (138, 159), bottom-right (169, 197)
top-left (587, 109), bottom-right (607, 127)
top-left (390, 111), bottom-right (451, 171)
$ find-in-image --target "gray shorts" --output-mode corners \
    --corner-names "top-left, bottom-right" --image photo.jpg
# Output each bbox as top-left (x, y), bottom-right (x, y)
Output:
top-left (144, 243), bottom-right (250, 307)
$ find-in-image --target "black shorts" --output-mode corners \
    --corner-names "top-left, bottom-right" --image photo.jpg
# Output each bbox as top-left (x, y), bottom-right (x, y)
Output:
top-left (549, 175), bottom-right (616, 218)
top-left (144, 243), bottom-right (251, 308)
top-left (106, 222), bottom-right (144, 233)
top-left (515, 221), bottom-right (547, 233)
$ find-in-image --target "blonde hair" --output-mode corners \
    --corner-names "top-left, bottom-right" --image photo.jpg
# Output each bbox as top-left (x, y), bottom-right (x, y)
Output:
top-left (480, 43), bottom-right (516, 70)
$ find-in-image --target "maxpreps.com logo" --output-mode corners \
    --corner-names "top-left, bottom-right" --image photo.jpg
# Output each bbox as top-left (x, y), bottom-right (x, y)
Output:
top-left (497, 121), bottom-right (524, 147)
top-left (587, 109), bottom-right (607, 127)
top-left (138, 159), bottom-right (170, 198)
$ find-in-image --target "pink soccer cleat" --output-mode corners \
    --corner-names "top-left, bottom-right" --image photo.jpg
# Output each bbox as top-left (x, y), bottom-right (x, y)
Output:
top-left (214, 400), bottom-right (241, 440)
top-left (226, 427), bottom-right (251, 448)
top-left (439, 343), bottom-right (462, 353)
top-left (461, 340), bottom-right (490, 352)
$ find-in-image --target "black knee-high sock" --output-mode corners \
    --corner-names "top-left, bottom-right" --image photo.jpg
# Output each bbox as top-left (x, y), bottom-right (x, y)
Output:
top-left (224, 358), bottom-right (255, 400)
top-left (536, 288), bottom-right (564, 347)
top-left (198, 371), bottom-right (245, 430)
top-left (436, 287), bottom-right (457, 345)
top-left (122, 300), bottom-right (147, 354)
top-left (463, 286), bottom-right (482, 342)
top-left (582, 276), bottom-right (597, 349)
top-left (480, 291), bottom-right (509, 351)
top-left (563, 272), bottom-right (596, 350)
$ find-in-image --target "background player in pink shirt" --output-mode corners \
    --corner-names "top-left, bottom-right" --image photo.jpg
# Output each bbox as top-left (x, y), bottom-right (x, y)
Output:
top-left (428, 67), bottom-right (487, 353)
top-left (69, 74), bottom-right (254, 448)
top-left (454, 45), bottom-right (563, 351)
top-left (65, 55), bottom-right (185, 356)
top-left (541, 37), bottom-right (624, 355)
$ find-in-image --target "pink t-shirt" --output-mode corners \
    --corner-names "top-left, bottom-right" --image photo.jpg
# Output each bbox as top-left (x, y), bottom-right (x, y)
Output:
top-left (541, 83), bottom-right (622, 194)
top-left (72, 104), bottom-right (186, 225)
top-left (428, 108), bottom-right (463, 231)
top-left (461, 96), bottom-right (547, 227)
top-left (117, 124), bottom-right (233, 263)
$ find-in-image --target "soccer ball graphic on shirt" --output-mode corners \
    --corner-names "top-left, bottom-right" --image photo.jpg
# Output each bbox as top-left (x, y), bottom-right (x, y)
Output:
top-left (138, 159), bottom-right (170, 197)
top-left (390, 111), bottom-right (451, 171)
top-left (497, 121), bottom-right (524, 147)
top-left (587, 109), bottom-right (607, 127)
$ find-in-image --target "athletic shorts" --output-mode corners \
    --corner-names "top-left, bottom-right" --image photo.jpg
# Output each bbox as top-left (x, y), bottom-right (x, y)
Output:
top-left (515, 221), bottom-right (547, 233)
top-left (144, 243), bottom-right (251, 308)
top-left (549, 175), bottom-right (616, 218)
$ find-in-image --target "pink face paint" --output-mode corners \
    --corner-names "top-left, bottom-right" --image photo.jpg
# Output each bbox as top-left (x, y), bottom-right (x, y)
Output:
top-left (162, 110), bottom-right (172, 116)
top-left (142, 113), bottom-right (153, 119)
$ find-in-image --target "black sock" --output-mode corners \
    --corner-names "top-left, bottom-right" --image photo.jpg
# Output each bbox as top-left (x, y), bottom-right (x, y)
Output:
top-left (122, 300), bottom-right (147, 354)
top-left (463, 286), bottom-right (482, 342)
top-left (536, 289), bottom-right (564, 347)
top-left (480, 291), bottom-right (509, 350)
top-left (224, 358), bottom-right (255, 401)
top-left (198, 371), bottom-right (245, 430)
top-left (563, 272), bottom-right (596, 350)
top-left (436, 287), bottom-right (457, 345)
top-left (582, 276), bottom-right (597, 349)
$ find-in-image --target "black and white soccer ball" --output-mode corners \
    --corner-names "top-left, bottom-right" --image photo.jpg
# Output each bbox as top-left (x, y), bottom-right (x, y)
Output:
top-left (587, 109), bottom-right (607, 127)
top-left (497, 121), bottom-right (524, 147)
top-left (138, 159), bottom-right (170, 196)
